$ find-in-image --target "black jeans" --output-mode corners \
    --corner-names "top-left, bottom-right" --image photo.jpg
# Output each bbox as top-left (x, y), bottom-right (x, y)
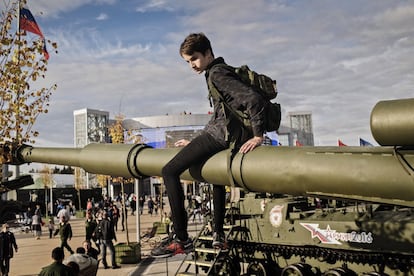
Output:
top-left (1, 257), bottom-right (10, 275)
top-left (101, 239), bottom-right (116, 267)
top-left (60, 239), bottom-right (74, 254)
top-left (162, 133), bottom-right (227, 241)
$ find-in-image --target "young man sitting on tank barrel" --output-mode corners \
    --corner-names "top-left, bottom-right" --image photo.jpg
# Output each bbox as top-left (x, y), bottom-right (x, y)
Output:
top-left (151, 32), bottom-right (265, 258)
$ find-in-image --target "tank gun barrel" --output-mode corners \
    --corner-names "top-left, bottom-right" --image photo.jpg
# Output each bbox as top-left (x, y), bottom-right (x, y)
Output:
top-left (371, 98), bottom-right (414, 146)
top-left (3, 142), bottom-right (414, 208)
top-left (1, 98), bottom-right (413, 207)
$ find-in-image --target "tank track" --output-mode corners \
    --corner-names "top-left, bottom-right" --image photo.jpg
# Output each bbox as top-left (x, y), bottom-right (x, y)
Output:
top-left (231, 240), bottom-right (414, 273)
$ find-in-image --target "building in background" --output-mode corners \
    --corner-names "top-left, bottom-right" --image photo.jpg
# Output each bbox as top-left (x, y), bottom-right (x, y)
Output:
top-left (73, 108), bottom-right (110, 189)
top-left (275, 111), bottom-right (314, 146)
top-left (122, 113), bottom-right (211, 197)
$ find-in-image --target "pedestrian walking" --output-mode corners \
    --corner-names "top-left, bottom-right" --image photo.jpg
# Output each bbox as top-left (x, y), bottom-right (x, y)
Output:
top-left (84, 211), bottom-right (96, 241)
top-left (120, 202), bottom-right (127, 232)
top-left (111, 204), bottom-right (119, 231)
top-left (0, 224), bottom-right (18, 276)
top-left (31, 211), bottom-right (42, 239)
top-left (47, 218), bottom-right (55, 239)
top-left (147, 197), bottom-right (154, 216)
top-left (94, 212), bottom-right (120, 269)
top-left (138, 196), bottom-right (144, 215)
top-left (130, 195), bottom-right (137, 215)
top-left (54, 215), bottom-right (74, 255)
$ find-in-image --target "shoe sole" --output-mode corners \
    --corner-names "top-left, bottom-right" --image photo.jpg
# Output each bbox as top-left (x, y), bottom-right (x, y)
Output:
top-left (151, 247), bottom-right (193, 259)
top-left (151, 252), bottom-right (174, 258)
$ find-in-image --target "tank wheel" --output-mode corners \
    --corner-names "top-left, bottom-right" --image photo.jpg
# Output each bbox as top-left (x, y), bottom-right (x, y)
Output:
top-left (216, 255), bottom-right (241, 276)
top-left (281, 263), bottom-right (316, 276)
top-left (247, 261), bottom-right (267, 276)
top-left (362, 273), bottom-right (389, 276)
top-left (323, 267), bottom-right (357, 276)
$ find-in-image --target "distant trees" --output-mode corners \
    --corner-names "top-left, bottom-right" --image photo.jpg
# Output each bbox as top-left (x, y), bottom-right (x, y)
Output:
top-left (29, 165), bottom-right (74, 174)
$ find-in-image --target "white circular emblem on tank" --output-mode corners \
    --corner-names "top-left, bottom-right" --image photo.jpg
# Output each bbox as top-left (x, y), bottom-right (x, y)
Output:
top-left (269, 205), bottom-right (284, 228)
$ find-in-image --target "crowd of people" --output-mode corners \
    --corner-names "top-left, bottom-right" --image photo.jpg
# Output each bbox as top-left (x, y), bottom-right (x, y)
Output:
top-left (2, 192), bottom-right (192, 275)
top-left (32, 196), bottom-right (123, 275)
top-left (32, 194), bottom-right (164, 275)
top-left (1, 196), bottom-right (103, 274)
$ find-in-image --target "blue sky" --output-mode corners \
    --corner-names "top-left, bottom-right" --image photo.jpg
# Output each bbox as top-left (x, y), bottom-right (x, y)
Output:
top-left (4, 0), bottom-right (414, 147)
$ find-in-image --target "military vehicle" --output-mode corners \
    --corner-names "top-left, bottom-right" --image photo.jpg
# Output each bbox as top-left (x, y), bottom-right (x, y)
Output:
top-left (1, 98), bottom-right (413, 275)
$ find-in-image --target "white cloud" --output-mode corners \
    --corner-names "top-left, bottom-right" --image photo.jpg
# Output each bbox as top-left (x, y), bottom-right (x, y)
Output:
top-left (13, 0), bottom-right (414, 148)
top-left (95, 13), bottom-right (108, 21)
top-left (135, 0), bottom-right (175, 13)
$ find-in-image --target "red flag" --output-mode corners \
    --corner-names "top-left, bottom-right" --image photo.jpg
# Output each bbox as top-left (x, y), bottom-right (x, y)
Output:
top-left (338, 139), bottom-right (347, 146)
top-left (19, 7), bottom-right (49, 60)
top-left (19, 7), bottom-right (44, 37)
top-left (295, 140), bottom-right (303, 146)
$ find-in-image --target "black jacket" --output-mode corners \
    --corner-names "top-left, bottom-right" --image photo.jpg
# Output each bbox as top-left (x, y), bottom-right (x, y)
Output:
top-left (96, 218), bottom-right (116, 241)
top-left (205, 57), bottom-right (265, 145)
top-left (54, 222), bottom-right (72, 241)
top-left (0, 231), bottom-right (17, 259)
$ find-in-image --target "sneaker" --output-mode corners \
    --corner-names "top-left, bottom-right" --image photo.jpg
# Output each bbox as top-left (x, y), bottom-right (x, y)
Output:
top-left (151, 238), bottom-right (193, 258)
top-left (159, 232), bottom-right (176, 247)
top-left (212, 232), bottom-right (227, 250)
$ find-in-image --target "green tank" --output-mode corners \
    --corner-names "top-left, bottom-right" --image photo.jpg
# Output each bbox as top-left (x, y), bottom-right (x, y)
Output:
top-left (1, 98), bottom-right (414, 275)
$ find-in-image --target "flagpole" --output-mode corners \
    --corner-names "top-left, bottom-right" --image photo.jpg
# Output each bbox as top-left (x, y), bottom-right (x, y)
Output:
top-left (15, 0), bottom-right (22, 186)
top-left (16, 0), bottom-right (21, 65)
top-left (17, 0), bottom-right (21, 32)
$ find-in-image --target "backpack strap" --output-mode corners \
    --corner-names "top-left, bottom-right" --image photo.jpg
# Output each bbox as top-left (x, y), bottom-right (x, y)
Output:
top-left (208, 77), bottom-right (250, 132)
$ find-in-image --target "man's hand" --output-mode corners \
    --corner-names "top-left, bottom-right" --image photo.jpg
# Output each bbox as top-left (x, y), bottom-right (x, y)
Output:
top-left (174, 139), bottom-right (190, 147)
top-left (239, 136), bottom-right (263, 154)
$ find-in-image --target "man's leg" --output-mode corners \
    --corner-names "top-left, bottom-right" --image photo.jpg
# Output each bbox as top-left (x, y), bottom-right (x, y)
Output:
top-left (107, 240), bottom-right (119, 268)
top-left (62, 239), bottom-right (74, 254)
top-left (0, 259), bottom-right (5, 275)
top-left (101, 242), bottom-right (108, 268)
top-left (4, 258), bottom-right (10, 275)
top-left (162, 133), bottom-right (226, 242)
top-left (212, 185), bottom-right (227, 249)
top-left (213, 185), bottom-right (226, 233)
top-left (151, 133), bottom-right (225, 258)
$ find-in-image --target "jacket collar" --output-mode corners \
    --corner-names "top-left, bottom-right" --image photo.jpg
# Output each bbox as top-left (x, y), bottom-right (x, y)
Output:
top-left (205, 57), bottom-right (225, 73)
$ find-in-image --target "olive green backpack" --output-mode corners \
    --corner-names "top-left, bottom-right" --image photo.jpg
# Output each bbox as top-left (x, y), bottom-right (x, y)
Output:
top-left (208, 64), bottom-right (281, 133)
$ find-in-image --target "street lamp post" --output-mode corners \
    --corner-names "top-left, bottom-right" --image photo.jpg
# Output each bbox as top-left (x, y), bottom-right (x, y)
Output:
top-left (135, 178), bottom-right (140, 243)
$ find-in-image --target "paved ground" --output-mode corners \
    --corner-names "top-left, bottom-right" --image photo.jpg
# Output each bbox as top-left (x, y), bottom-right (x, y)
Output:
top-left (8, 204), bottom-right (204, 276)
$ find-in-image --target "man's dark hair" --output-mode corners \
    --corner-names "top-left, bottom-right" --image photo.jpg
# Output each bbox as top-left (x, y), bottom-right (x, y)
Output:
top-left (179, 32), bottom-right (214, 57)
top-left (51, 247), bottom-right (64, 262)
top-left (76, 247), bottom-right (86, 254)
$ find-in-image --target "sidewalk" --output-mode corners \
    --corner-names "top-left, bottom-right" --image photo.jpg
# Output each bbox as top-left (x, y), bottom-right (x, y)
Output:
top-left (9, 205), bottom-right (204, 276)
